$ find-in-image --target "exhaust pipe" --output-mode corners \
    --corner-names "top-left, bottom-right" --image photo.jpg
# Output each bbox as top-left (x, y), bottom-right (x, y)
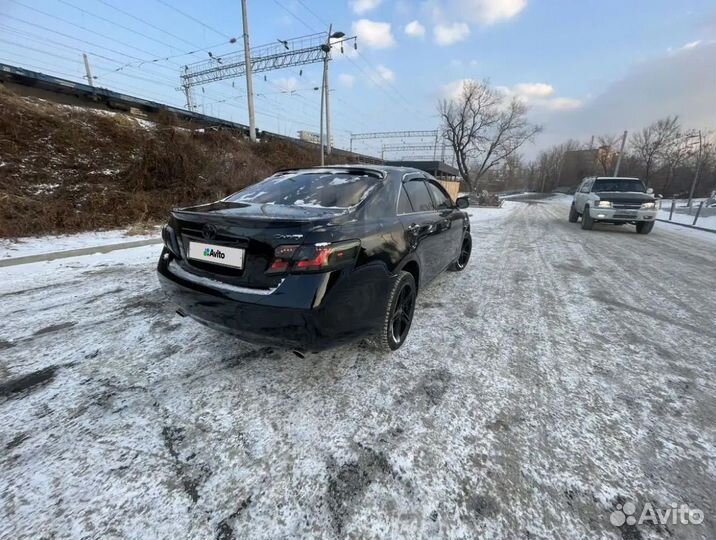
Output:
top-left (292, 349), bottom-right (306, 359)
top-left (176, 308), bottom-right (187, 318)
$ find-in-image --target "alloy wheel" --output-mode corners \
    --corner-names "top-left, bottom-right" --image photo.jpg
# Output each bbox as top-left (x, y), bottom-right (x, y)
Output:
top-left (456, 238), bottom-right (471, 269)
top-left (390, 283), bottom-right (415, 345)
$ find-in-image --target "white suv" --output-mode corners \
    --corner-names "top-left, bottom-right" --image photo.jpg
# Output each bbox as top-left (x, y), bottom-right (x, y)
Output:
top-left (569, 176), bottom-right (658, 234)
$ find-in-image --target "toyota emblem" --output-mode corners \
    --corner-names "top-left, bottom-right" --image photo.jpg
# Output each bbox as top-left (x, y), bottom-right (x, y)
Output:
top-left (202, 223), bottom-right (217, 240)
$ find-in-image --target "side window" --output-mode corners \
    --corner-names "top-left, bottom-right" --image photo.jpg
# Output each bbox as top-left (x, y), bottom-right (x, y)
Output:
top-left (403, 180), bottom-right (434, 212)
top-left (425, 180), bottom-right (452, 210)
top-left (397, 187), bottom-right (414, 214)
top-left (580, 180), bottom-right (591, 193)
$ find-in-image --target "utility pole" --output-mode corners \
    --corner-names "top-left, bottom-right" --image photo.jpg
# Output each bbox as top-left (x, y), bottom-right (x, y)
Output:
top-left (240, 0), bottom-right (256, 142)
top-left (323, 25), bottom-right (332, 157)
top-left (687, 130), bottom-right (703, 208)
top-left (82, 53), bottom-right (94, 87)
top-left (613, 130), bottom-right (627, 176)
top-left (319, 54), bottom-right (326, 165)
top-left (183, 84), bottom-right (194, 111)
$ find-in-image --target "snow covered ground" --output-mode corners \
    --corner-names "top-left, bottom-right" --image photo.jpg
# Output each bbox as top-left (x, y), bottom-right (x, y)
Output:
top-left (0, 227), bottom-right (161, 260)
top-left (1, 196), bottom-right (715, 540)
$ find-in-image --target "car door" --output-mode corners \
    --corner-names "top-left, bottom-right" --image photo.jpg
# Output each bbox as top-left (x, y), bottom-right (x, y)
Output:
top-left (398, 175), bottom-right (450, 285)
top-left (423, 177), bottom-right (463, 269)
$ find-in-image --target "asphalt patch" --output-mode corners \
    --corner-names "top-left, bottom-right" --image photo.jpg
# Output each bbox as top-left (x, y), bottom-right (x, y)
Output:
top-left (33, 321), bottom-right (77, 336)
top-left (327, 446), bottom-right (394, 534)
top-left (0, 365), bottom-right (60, 397)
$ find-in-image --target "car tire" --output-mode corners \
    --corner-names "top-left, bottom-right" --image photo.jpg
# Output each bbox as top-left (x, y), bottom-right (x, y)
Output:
top-left (449, 234), bottom-right (472, 271)
top-left (581, 206), bottom-right (594, 230)
top-left (636, 221), bottom-right (654, 234)
top-left (378, 271), bottom-right (416, 352)
top-left (569, 203), bottom-right (579, 223)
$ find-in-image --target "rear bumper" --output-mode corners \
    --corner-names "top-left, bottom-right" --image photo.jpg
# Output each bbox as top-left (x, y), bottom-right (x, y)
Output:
top-left (157, 249), bottom-right (392, 350)
top-left (588, 207), bottom-right (657, 222)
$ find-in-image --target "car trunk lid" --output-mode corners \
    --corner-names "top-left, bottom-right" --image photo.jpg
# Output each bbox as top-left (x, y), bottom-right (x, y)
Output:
top-left (171, 202), bottom-right (349, 289)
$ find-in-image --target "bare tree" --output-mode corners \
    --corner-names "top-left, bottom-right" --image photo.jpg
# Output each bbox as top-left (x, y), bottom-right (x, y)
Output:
top-left (658, 127), bottom-right (689, 195)
top-left (595, 134), bottom-right (621, 175)
top-left (630, 116), bottom-right (680, 186)
top-left (438, 80), bottom-right (542, 191)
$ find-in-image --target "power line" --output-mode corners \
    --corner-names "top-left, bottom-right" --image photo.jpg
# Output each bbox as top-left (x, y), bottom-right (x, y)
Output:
top-left (271, 0), bottom-right (318, 34)
top-left (56, 0), bottom-right (193, 53)
top-left (0, 12), bottom-right (233, 83)
top-left (0, 40), bottom-right (84, 65)
top-left (154, 0), bottom-right (231, 40)
top-left (295, 0), bottom-right (331, 27)
top-left (94, 0), bottom-right (205, 50)
top-left (7, 0), bottom-right (183, 65)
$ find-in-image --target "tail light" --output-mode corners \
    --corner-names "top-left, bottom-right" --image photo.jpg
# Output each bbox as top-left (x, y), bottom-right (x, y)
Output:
top-left (265, 240), bottom-right (360, 275)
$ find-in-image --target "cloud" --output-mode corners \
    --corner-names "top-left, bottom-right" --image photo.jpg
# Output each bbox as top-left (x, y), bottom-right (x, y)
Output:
top-left (459, 0), bottom-right (527, 25)
top-left (439, 78), bottom-right (473, 100)
top-left (350, 0), bottom-right (382, 15)
top-left (352, 19), bottom-right (396, 49)
top-left (680, 40), bottom-right (702, 50)
top-left (433, 22), bottom-right (470, 46)
top-left (273, 77), bottom-right (300, 93)
top-left (439, 79), bottom-right (580, 111)
top-left (374, 64), bottom-right (395, 84)
top-left (504, 82), bottom-right (581, 110)
top-left (512, 82), bottom-right (554, 98)
top-left (424, 0), bottom-right (526, 26)
top-left (531, 42), bottom-right (716, 151)
top-left (338, 73), bottom-right (355, 88)
top-left (539, 97), bottom-right (582, 111)
top-left (404, 20), bottom-right (426, 38)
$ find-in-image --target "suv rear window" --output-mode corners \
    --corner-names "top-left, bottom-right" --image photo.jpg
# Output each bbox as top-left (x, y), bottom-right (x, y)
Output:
top-left (592, 179), bottom-right (645, 192)
top-left (228, 171), bottom-right (380, 208)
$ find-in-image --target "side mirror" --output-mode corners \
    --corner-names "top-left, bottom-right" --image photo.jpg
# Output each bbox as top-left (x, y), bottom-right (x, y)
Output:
top-left (646, 187), bottom-right (654, 194)
top-left (456, 196), bottom-right (470, 209)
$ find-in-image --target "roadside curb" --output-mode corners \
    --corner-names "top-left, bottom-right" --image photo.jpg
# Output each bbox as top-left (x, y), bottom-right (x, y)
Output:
top-left (0, 238), bottom-right (163, 268)
top-left (656, 219), bottom-right (716, 234)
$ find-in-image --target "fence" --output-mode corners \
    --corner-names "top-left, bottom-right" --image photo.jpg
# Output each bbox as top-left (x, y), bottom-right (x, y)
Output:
top-left (437, 180), bottom-right (461, 201)
top-left (657, 199), bottom-right (716, 232)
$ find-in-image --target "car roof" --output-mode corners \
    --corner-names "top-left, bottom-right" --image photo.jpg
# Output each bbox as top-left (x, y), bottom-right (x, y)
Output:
top-left (273, 164), bottom-right (429, 179)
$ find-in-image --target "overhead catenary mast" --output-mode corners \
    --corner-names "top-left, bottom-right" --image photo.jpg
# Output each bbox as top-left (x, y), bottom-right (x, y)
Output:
top-left (180, 24), bottom-right (355, 153)
top-left (240, 0), bottom-right (256, 142)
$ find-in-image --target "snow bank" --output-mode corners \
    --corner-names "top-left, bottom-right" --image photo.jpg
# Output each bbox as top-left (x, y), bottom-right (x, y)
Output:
top-left (0, 228), bottom-right (161, 260)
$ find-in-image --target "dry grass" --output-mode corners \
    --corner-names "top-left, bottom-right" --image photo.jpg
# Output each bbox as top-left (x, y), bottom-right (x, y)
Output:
top-left (0, 87), bottom-right (351, 238)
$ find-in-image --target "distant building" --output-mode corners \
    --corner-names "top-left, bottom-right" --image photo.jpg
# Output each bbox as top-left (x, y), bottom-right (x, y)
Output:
top-left (297, 130), bottom-right (333, 146)
top-left (560, 149), bottom-right (598, 186)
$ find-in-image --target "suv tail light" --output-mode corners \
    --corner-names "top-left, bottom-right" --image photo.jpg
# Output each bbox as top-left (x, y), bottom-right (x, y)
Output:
top-left (265, 240), bottom-right (360, 275)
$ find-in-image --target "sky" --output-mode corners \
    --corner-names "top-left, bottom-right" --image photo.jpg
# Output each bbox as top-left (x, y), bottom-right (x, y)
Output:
top-left (0, 0), bottom-right (714, 159)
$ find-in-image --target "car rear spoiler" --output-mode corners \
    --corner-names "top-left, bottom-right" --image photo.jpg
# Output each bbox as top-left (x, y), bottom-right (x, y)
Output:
top-left (272, 166), bottom-right (386, 180)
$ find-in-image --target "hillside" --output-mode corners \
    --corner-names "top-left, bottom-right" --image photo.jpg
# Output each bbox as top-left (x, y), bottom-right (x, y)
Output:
top-left (0, 87), bottom-right (353, 237)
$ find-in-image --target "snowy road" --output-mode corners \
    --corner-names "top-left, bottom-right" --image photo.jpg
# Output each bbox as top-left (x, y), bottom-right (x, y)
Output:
top-left (2, 196), bottom-right (715, 540)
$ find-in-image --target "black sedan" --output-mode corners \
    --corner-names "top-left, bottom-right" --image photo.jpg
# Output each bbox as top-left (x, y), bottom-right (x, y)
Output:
top-left (157, 165), bottom-right (471, 352)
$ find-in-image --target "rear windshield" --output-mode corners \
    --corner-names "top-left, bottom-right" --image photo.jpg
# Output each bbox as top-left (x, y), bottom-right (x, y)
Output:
top-left (592, 179), bottom-right (645, 192)
top-left (227, 171), bottom-right (379, 209)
